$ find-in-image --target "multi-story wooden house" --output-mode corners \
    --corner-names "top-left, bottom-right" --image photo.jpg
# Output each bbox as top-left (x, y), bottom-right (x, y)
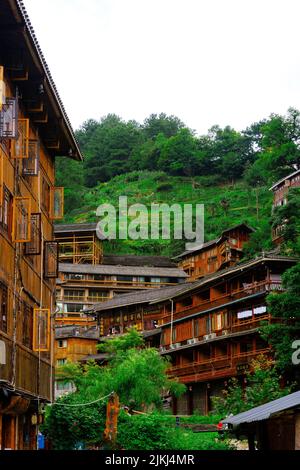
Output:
top-left (89, 254), bottom-right (298, 415)
top-left (0, 0), bottom-right (82, 449)
top-left (270, 169), bottom-right (300, 244)
top-left (174, 223), bottom-right (254, 280)
top-left (54, 225), bottom-right (187, 326)
top-left (54, 325), bottom-right (99, 398)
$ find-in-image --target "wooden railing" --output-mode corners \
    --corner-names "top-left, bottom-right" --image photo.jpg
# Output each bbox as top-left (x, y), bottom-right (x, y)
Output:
top-left (56, 235), bottom-right (102, 265)
top-left (167, 348), bottom-right (271, 379)
top-left (57, 294), bottom-right (111, 302)
top-left (162, 280), bottom-right (283, 323)
top-left (61, 278), bottom-right (177, 289)
top-left (0, 333), bottom-right (52, 400)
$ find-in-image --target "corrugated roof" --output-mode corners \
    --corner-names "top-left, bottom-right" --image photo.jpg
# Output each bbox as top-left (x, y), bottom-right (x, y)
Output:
top-left (102, 255), bottom-right (177, 268)
top-left (58, 263), bottom-right (187, 278)
top-left (90, 253), bottom-right (299, 313)
top-left (222, 391), bottom-right (300, 428)
top-left (269, 168), bottom-right (300, 191)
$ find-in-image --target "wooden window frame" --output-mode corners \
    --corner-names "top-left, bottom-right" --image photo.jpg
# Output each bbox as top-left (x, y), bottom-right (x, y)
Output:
top-left (44, 241), bottom-right (59, 278)
top-left (41, 177), bottom-right (50, 214)
top-left (0, 280), bottom-right (8, 333)
top-left (0, 97), bottom-right (18, 140)
top-left (25, 212), bottom-right (41, 255)
top-left (0, 185), bottom-right (13, 237)
top-left (22, 139), bottom-right (39, 176)
top-left (12, 196), bottom-right (31, 243)
top-left (50, 186), bottom-right (64, 220)
top-left (11, 118), bottom-right (29, 158)
top-left (0, 66), bottom-right (6, 111)
top-left (33, 308), bottom-right (51, 352)
top-left (22, 303), bottom-right (33, 349)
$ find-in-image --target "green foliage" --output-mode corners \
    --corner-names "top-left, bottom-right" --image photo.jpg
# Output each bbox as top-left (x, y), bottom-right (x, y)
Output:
top-left (43, 330), bottom-right (185, 449)
top-left (117, 412), bottom-right (231, 450)
top-left (261, 263), bottom-right (300, 375)
top-left (213, 356), bottom-right (292, 417)
top-left (271, 188), bottom-right (300, 255)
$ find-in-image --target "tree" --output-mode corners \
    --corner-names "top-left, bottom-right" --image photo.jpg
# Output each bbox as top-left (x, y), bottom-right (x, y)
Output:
top-left (142, 113), bottom-right (185, 139)
top-left (158, 128), bottom-right (199, 176)
top-left (42, 329), bottom-right (185, 449)
top-left (213, 356), bottom-right (292, 417)
top-left (260, 263), bottom-right (300, 376)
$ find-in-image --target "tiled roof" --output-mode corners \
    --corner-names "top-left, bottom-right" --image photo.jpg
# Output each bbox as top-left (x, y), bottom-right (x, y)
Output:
top-left (58, 263), bottom-right (188, 278)
top-left (102, 254), bottom-right (177, 268)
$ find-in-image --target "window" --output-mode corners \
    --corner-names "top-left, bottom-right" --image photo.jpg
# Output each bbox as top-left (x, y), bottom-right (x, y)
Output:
top-left (64, 289), bottom-right (85, 301)
top-left (0, 152), bottom-right (3, 203)
top-left (22, 140), bottom-right (39, 176)
top-left (212, 313), bottom-right (223, 331)
top-left (41, 177), bottom-right (50, 213)
top-left (0, 281), bottom-right (8, 333)
top-left (88, 290), bottom-right (108, 301)
top-left (25, 213), bottom-right (41, 255)
top-left (237, 309), bottom-right (252, 320)
top-left (0, 97), bottom-right (18, 139)
top-left (12, 197), bottom-right (31, 242)
top-left (0, 185), bottom-right (13, 235)
top-left (65, 303), bottom-right (83, 313)
top-left (58, 339), bottom-right (67, 348)
top-left (11, 118), bottom-right (29, 158)
top-left (50, 187), bottom-right (64, 219)
top-left (57, 358), bottom-right (66, 366)
top-left (116, 275), bottom-right (133, 282)
top-left (172, 327), bottom-right (176, 342)
top-left (22, 303), bottom-right (33, 349)
top-left (44, 241), bottom-right (58, 278)
top-left (65, 273), bottom-right (85, 280)
top-left (33, 308), bottom-right (50, 352)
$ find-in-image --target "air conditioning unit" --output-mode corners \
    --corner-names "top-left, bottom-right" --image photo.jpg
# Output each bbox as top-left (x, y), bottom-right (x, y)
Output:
top-left (204, 333), bottom-right (216, 340)
top-left (222, 330), bottom-right (229, 336)
top-left (160, 346), bottom-right (167, 352)
top-left (187, 338), bottom-right (198, 345)
top-left (170, 342), bottom-right (181, 349)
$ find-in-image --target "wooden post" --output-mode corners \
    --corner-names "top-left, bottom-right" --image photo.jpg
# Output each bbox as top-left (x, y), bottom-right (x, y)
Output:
top-left (248, 431), bottom-right (255, 451)
top-left (103, 392), bottom-right (120, 448)
top-left (295, 413), bottom-right (300, 450)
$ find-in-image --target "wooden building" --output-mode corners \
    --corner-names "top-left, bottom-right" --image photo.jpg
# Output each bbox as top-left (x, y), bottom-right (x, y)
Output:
top-left (269, 169), bottom-right (300, 244)
top-left (174, 223), bottom-right (254, 280)
top-left (221, 390), bottom-right (300, 450)
top-left (54, 325), bottom-right (99, 398)
top-left (0, 0), bottom-right (82, 449)
top-left (54, 227), bottom-right (187, 326)
top-left (89, 254), bottom-right (298, 415)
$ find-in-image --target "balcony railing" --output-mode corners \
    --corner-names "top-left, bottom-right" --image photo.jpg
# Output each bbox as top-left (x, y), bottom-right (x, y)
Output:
top-left (56, 235), bottom-right (102, 265)
top-left (167, 348), bottom-right (271, 382)
top-left (60, 278), bottom-right (177, 289)
top-left (57, 294), bottom-right (111, 302)
top-left (162, 280), bottom-right (283, 323)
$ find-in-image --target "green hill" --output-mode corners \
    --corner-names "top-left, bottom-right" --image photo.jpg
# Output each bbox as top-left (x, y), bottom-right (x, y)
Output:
top-left (61, 170), bottom-right (273, 257)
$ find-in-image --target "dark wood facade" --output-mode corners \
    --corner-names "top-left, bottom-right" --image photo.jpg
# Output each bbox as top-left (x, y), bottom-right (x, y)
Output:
top-left (91, 255), bottom-right (297, 415)
top-left (175, 223), bottom-right (254, 281)
top-left (0, 0), bottom-right (81, 450)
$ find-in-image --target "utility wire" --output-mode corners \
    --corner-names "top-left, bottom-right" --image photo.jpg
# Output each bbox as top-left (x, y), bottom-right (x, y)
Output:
top-left (50, 391), bottom-right (114, 407)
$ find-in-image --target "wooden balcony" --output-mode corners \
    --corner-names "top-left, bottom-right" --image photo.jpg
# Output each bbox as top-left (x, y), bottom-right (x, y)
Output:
top-left (57, 293), bottom-right (111, 302)
top-left (0, 333), bottom-right (52, 401)
top-left (167, 348), bottom-right (271, 383)
top-left (162, 280), bottom-right (283, 323)
top-left (60, 278), bottom-right (177, 290)
top-left (56, 235), bottom-right (102, 265)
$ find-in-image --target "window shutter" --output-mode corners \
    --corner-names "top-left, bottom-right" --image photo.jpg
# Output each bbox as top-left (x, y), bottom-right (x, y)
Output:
top-left (0, 97), bottom-right (18, 139)
top-left (50, 187), bottom-right (64, 219)
top-left (11, 118), bottom-right (29, 158)
top-left (44, 241), bottom-right (58, 278)
top-left (25, 213), bottom-right (41, 255)
top-left (12, 197), bottom-right (31, 242)
top-left (33, 308), bottom-right (50, 351)
top-left (22, 139), bottom-right (39, 176)
top-left (0, 66), bottom-right (6, 111)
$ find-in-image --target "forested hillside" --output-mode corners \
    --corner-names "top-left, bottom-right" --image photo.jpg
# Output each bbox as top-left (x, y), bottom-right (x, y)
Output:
top-left (55, 108), bottom-right (300, 256)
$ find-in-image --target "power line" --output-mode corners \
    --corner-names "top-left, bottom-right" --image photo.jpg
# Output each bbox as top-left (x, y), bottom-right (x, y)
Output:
top-left (50, 391), bottom-right (114, 407)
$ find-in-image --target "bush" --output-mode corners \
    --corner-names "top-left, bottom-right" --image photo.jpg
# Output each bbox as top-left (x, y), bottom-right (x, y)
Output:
top-left (157, 183), bottom-right (173, 192)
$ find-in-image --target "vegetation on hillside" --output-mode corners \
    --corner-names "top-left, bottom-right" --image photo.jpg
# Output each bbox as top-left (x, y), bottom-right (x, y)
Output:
top-left (55, 108), bottom-right (300, 256)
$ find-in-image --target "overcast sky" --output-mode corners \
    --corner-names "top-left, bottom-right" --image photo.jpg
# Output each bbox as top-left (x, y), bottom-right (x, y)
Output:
top-left (24, 0), bottom-right (300, 134)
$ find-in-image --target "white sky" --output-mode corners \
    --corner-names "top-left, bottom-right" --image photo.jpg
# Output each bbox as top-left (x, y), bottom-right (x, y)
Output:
top-left (24, 0), bottom-right (300, 134)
